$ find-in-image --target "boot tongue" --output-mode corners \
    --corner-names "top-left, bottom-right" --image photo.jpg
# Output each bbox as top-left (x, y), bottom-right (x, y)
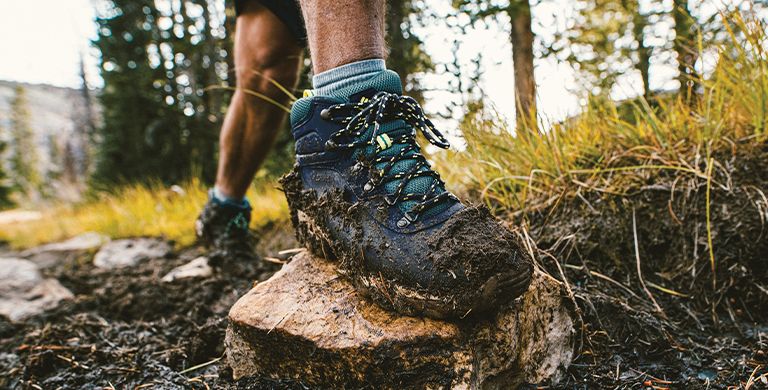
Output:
top-left (325, 70), bottom-right (403, 102)
top-left (290, 70), bottom-right (402, 127)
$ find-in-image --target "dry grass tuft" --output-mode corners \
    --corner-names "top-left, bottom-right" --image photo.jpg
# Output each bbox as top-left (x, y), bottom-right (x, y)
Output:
top-left (0, 179), bottom-right (288, 249)
top-left (438, 12), bottom-right (767, 217)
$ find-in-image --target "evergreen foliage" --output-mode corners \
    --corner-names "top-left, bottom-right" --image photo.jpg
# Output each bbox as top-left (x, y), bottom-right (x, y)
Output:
top-left (9, 85), bottom-right (42, 199)
top-left (92, 0), bottom-right (230, 186)
top-left (0, 135), bottom-right (13, 209)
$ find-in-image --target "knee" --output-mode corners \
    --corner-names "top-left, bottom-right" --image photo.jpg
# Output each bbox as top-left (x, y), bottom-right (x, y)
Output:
top-left (236, 48), bottom-right (301, 96)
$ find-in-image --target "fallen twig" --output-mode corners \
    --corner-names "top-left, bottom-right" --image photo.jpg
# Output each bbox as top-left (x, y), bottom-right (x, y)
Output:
top-left (178, 356), bottom-right (223, 375)
top-left (632, 207), bottom-right (667, 320)
top-left (263, 256), bottom-right (286, 264)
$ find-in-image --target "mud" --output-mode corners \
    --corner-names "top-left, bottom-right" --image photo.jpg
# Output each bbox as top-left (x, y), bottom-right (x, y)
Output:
top-left (524, 144), bottom-right (768, 388)
top-left (427, 205), bottom-right (530, 283)
top-left (0, 225), bottom-right (304, 389)
top-left (280, 167), bottom-right (532, 320)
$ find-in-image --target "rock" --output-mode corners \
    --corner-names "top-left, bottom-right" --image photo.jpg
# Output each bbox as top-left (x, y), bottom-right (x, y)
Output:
top-left (161, 256), bottom-right (212, 282)
top-left (0, 258), bottom-right (73, 322)
top-left (226, 252), bottom-right (575, 388)
top-left (21, 232), bottom-right (110, 269)
top-left (93, 238), bottom-right (172, 269)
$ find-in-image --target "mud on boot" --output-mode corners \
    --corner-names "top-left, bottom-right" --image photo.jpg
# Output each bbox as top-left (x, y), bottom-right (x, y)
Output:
top-left (195, 191), bottom-right (259, 272)
top-left (281, 70), bottom-right (533, 320)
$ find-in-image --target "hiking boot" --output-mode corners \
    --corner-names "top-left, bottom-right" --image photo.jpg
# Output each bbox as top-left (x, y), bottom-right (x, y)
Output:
top-left (281, 70), bottom-right (533, 319)
top-left (195, 191), bottom-right (258, 267)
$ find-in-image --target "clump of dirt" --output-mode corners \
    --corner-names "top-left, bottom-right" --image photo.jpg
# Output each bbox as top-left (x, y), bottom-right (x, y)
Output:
top-left (524, 143), bottom-right (768, 387)
top-left (279, 168), bottom-right (356, 262)
top-left (427, 205), bottom-right (531, 281)
top-left (0, 225), bottom-right (300, 389)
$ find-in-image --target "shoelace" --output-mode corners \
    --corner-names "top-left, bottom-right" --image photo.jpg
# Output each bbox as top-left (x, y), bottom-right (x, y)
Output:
top-left (225, 213), bottom-right (250, 235)
top-left (322, 92), bottom-right (456, 226)
top-left (218, 212), bottom-right (255, 256)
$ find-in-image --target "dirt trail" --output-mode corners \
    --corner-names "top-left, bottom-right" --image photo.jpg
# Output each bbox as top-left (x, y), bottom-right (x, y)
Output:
top-left (0, 225), bottom-right (308, 389)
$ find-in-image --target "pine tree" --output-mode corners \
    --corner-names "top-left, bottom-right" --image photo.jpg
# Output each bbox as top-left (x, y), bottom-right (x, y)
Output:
top-left (76, 52), bottom-right (97, 177)
top-left (44, 134), bottom-right (63, 197)
top-left (0, 133), bottom-right (13, 209)
top-left (93, 0), bottom-right (230, 186)
top-left (543, 0), bottom-right (736, 99)
top-left (545, 0), bottom-right (650, 96)
top-left (9, 85), bottom-right (41, 199)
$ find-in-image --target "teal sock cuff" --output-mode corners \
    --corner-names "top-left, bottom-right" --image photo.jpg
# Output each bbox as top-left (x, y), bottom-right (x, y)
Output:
top-left (212, 187), bottom-right (247, 207)
top-left (312, 59), bottom-right (386, 96)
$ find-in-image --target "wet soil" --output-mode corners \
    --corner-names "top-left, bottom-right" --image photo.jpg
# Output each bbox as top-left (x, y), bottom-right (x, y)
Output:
top-left (0, 224), bottom-right (309, 389)
top-left (521, 144), bottom-right (768, 388)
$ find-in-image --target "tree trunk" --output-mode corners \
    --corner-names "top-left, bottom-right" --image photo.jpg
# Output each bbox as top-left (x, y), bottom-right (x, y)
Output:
top-left (386, 0), bottom-right (407, 93)
top-left (673, 0), bottom-right (698, 99)
top-left (633, 12), bottom-right (651, 97)
top-left (77, 53), bottom-right (98, 180)
top-left (508, 0), bottom-right (536, 126)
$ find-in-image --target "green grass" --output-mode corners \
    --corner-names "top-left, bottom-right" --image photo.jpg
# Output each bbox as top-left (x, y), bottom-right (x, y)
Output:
top-left (438, 12), bottom-right (767, 216)
top-left (0, 179), bottom-right (288, 249)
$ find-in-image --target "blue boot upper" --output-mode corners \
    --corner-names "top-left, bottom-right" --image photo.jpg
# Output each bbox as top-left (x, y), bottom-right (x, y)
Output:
top-left (289, 71), bottom-right (469, 283)
top-left (286, 71), bottom-right (531, 311)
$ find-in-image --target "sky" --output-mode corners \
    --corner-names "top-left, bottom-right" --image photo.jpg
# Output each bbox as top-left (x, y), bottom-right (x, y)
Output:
top-left (0, 0), bottom-right (100, 88)
top-left (0, 0), bottom-right (631, 127)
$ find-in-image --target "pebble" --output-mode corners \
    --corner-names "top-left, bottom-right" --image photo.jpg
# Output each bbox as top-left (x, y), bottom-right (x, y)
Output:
top-left (93, 238), bottom-right (172, 269)
top-left (161, 256), bottom-right (212, 282)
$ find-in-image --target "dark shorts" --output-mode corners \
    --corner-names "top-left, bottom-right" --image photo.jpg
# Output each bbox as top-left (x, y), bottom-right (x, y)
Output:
top-left (234, 0), bottom-right (307, 47)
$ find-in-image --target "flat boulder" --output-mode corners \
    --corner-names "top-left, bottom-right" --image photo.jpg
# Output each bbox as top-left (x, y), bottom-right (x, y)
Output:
top-left (226, 251), bottom-right (575, 388)
top-left (0, 258), bottom-right (73, 322)
top-left (20, 232), bottom-right (109, 269)
top-left (93, 238), bottom-right (172, 269)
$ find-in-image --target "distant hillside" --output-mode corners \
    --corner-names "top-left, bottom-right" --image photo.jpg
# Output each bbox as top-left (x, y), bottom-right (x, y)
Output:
top-left (0, 80), bottom-right (99, 202)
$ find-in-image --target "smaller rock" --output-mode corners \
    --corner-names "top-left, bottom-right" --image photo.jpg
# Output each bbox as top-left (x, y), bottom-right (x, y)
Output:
top-left (21, 232), bottom-right (110, 269)
top-left (0, 258), bottom-right (41, 294)
top-left (161, 257), bottom-right (212, 282)
top-left (93, 238), bottom-right (172, 269)
top-left (0, 258), bottom-right (73, 322)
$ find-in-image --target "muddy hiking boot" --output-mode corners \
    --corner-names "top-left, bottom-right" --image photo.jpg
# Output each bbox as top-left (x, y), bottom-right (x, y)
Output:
top-left (196, 192), bottom-right (259, 269)
top-left (281, 70), bottom-right (533, 319)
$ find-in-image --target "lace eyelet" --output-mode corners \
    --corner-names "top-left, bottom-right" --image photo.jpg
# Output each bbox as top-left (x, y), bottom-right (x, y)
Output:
top-left (396, 218), bottom-right (409, 228)
top-left (320, 108), bottom-right (331, 120)
top-left (397, 212), bottom-right (415, 228)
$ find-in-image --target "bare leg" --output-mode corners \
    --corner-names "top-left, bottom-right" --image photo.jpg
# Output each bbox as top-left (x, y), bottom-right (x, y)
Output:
top-left (298, 0), bottom-right (386, 73)
top-left (215, 2), bottom-right (303, 199)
